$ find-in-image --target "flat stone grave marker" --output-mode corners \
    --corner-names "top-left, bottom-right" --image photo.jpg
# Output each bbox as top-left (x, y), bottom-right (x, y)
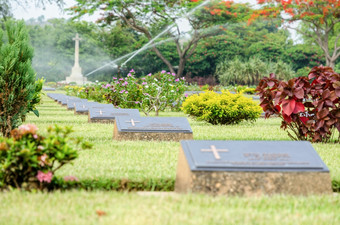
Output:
top-left (175, 140), bottom-right (332, 196)
top-left (47, 93), bottom-right (58, 99)
top-left (57, 95), bottom-right (71, 105)
top-left (89, 108), bottom-right (140, 123)
top-left (57, 96), bottom-right (70, 105)
top-left (43, 87), bottom-right (56, 91)
top-left (114, 117), bottom-right (193, 141)
top-left (66, 98), bottom-right (88, 110)
top-left (59, 96), bottom-right (79, 106)
top-left (48, 93), bottom-right (66, 102)
top-left (74, 102), bottom-right (104, 115)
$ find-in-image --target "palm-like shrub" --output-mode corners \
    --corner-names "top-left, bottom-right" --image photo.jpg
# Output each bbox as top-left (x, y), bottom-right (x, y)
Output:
top-left (268, 60), bottom-right (296, 80)
top-left (216, 57), bottom-right (295, 86)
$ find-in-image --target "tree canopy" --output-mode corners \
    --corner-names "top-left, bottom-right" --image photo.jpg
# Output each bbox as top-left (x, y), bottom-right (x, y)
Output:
top-left (250, 0), bottom-right (340, 68)
top-left (69, 0), bottom-right (250, 77)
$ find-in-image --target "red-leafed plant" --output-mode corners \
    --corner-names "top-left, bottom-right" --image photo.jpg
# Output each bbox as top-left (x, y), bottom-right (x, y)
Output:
top-left (256, 65), bottom-right (340, 143)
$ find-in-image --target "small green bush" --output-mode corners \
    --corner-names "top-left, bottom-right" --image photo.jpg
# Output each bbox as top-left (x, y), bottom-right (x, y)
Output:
top-left (0, 20), bottom-right (42, 137)
top-left (182, 91), bottom-right (262, 125)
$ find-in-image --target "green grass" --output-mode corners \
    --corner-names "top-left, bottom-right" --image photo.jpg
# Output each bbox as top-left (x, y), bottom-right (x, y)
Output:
top-left (0, 191), bottom-right (339, 225)
top-left (0, 92), bottom-right (339, 225)
top-left (26, 94), bottom-right (340, 187)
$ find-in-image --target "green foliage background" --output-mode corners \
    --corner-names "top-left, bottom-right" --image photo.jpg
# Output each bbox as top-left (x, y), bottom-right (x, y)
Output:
top-left (2, 2), bottom-right (337, 83)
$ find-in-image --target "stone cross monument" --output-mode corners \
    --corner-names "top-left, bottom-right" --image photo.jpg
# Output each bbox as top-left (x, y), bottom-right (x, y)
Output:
top-left (66, 33), bottom-right (87, 84)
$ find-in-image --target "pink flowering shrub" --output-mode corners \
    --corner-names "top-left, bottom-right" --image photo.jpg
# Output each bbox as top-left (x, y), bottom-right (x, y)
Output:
top-left (36, 171), bottom-right (53, 183)
top-left (103, 70), bottom-right (186, 116)
top-left (63, 175), bottom-right (79, 182)
top-left (0, 124), bottom-right (92, 190)
top-left (65, 70), bottom-right (187, 115)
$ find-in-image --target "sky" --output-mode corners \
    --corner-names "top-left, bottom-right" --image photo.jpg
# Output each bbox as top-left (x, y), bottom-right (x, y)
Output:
top-left (13, 0), bottom-right (76, 21)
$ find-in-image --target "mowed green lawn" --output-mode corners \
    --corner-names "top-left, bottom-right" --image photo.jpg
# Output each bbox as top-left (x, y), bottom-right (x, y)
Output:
top-left (0, 92), bottom-right (339, 225)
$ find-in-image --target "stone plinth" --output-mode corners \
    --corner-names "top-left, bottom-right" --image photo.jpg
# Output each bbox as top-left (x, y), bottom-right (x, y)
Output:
top-left (88, 108), bottom-right (140, 124)
top-left (113, 122), bottom-right (193, 141)
top-left (74, 111), bottom-right (88, 115)
top-left (66, 65), bottom-right (87, 85)
top-left (74, 102), bottom-right (102, 115)
top-left (175, 140), bottom-right (333, 196)
top-left (113, 117), bottom-right (193, 141)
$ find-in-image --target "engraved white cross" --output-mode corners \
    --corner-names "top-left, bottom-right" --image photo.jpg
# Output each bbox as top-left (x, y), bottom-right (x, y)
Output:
top-left (96, 110), bottom-right (104, 115)
top-left (201, 145), bottom-right (229, 160)
top-left (125, 119), bottom-right (141, 126)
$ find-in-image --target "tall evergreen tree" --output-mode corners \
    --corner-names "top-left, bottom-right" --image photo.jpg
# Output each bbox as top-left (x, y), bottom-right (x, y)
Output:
top-left (0, 20), bottom-right (38, 137)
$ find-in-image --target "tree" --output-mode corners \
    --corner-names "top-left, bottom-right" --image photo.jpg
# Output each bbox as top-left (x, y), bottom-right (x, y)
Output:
top-left (70, 0), bottom-right (244, 78)
top-left (98, 22), bottom-right (136, 60)
top-left (251, 0), bottom-right (340, 69)
top-left (0, 20), bottom-right (39, 137)
top-left (284, 43), bottom-right (325, 71)
top-left (184, 19), bottom-right (291, 79)
top-left (0, 0), bottom-right (12, 20)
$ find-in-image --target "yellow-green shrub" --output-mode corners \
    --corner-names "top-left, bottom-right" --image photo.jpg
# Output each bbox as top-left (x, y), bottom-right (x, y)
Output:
top-left (182, 91), bottom-right (262, 125)
top-left (236, 85), bottom-right (256, 94)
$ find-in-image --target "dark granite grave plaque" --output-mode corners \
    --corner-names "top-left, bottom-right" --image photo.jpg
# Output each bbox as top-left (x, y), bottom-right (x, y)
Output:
top-left (181, 140), bottom-right (328, 172)
top-left (57, 96), bottom-right (70, 105)
top-left (66, 98), bottom-right (87, 110)
top-left (175, 140), bottom-right (332, 195)
top-left (116, 117), bottom-right (192, 133)
top-left (60, 96), bottom-right (79, 106)
top-left (49, 93), bottom-right (63, 100)
top-left (48, 93), bottom-right (66, 101)
top-left (114, 117), bottom-right (193, 141)
top-left (47, 93), bottom-right (58, 99)
top-left (74, 102), bottom-right (103, 115)
top-left (88, 108), bottom-right (140, 123)
top-left (43, 87), bottom-right (56, 91)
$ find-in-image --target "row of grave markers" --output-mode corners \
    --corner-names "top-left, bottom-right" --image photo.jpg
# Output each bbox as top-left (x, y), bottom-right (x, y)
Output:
top-left (46, 92), bottom-right (332, 196)
top-left (47, 93), bottom-right (193, 141)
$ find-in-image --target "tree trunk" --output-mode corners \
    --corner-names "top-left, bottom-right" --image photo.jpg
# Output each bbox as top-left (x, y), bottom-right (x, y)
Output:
top-left (151, 46), bottom-right (176, 75)
top-left (177, 58), bottom-right (187, 78)
top-left (328, 60), bottom-right (335, 69)
top-left (325, 54), bottom-right (336, 69)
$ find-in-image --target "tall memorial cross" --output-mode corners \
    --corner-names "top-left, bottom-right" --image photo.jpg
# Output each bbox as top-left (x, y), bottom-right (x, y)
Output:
top-left (73, 33), bottom-right (82, 68)
top-left (65, 33), bottom-right (87, 84)
top-left (201, 145), bottom-right (229, 160)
